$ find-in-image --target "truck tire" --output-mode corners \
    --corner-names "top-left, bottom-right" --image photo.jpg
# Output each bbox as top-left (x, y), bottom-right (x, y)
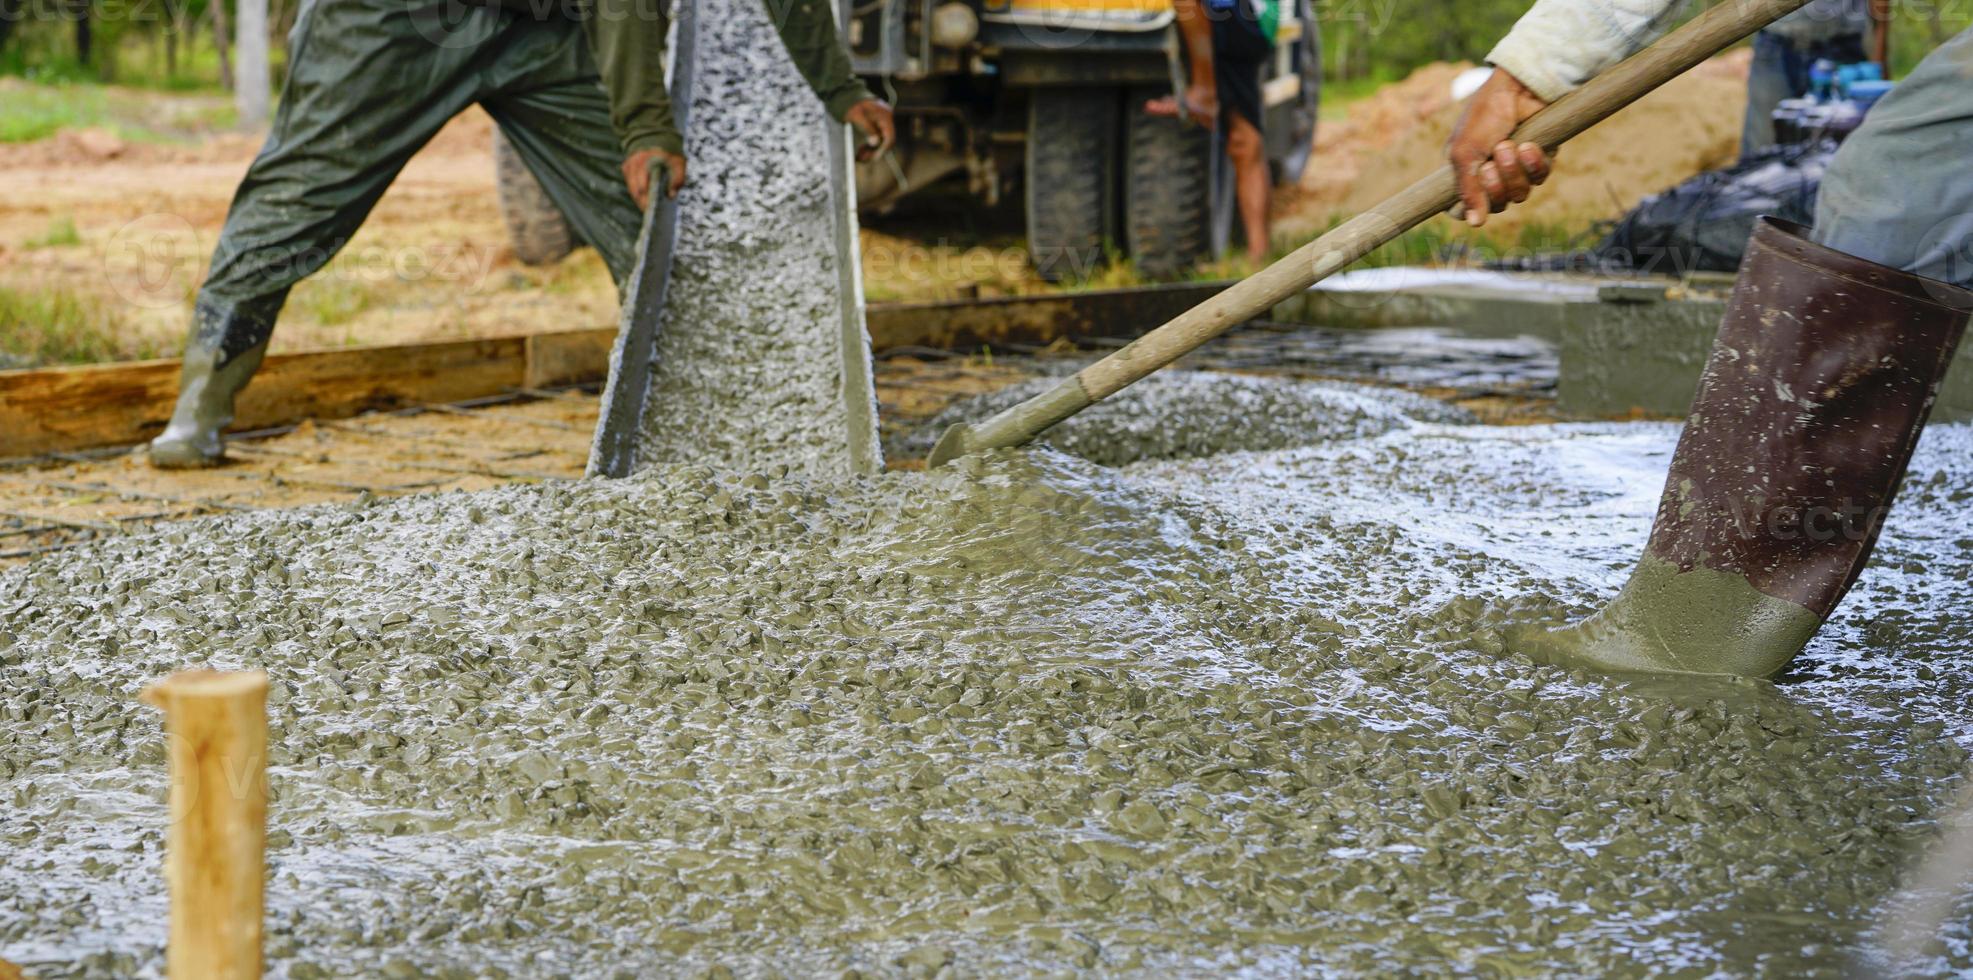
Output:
top-left (1025, 87), bottom-right (1119, 282)
top-left (492, 130), bottom-right (578, 267)
top-left (1123, 86), bottom-right (1214, 278)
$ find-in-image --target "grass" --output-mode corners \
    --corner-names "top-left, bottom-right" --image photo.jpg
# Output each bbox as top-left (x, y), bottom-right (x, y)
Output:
top-left (0, 77), bottom-right (236, 144)
top-left (1330, 217), bottom-right (1601, 271)
top-left (0, 283), bottom-right (155, 368)
top-left (288, 277), bottom-right (382, 328)
top-left (23, 215), bottom-right (81, 250)
top-left (0, 82), bottom-right (110, 142)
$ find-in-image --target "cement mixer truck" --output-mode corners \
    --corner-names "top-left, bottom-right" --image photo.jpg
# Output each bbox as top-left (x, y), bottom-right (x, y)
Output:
top-left (493, 0), bottom-right (1318, 280)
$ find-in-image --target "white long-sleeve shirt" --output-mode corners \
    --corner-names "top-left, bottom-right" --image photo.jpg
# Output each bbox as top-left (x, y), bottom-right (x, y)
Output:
top-left (1485, 0), bottom-right (1868, 103)
top-left (1484, 0), bottom-right (1688, 102)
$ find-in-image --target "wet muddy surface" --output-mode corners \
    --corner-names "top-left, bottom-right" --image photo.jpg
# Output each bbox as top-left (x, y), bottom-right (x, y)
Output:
top-left (1060, 319), bottom-right (1561, 396)
top-left (890, 371), bottom-right (1470, 466)
top-left (4, 369), bottom-right (1971, 977)
top-left (624, 0), bottom-right (875, 478)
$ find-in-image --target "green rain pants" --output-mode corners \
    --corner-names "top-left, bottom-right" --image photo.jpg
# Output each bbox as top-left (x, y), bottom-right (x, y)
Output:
top-left (189, 0), bottom-right (641, 366)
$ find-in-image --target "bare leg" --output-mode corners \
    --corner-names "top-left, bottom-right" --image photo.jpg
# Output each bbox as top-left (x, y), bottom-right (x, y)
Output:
top-left (1226, 111), bottom-right (1269, 262)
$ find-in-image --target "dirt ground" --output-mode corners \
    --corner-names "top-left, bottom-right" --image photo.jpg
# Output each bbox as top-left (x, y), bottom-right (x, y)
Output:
top-left (0, 102), bottom-right (622, 363)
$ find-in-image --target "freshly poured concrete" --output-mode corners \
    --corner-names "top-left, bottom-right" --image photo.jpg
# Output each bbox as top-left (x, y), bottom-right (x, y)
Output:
top-left (620, 0), bottom-right (879, 477)
top-left (4, 376), bottom-right (1973, 976)
top-left (894, 371), bottom-right (1470, 466)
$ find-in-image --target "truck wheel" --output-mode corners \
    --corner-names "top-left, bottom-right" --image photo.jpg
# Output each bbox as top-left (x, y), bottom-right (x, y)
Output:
top-left (493, 130), bottom-right (578, 267)
top-left (1025, 87), bottom-right (1119, 282)
top-left (1123, 86), bottom-right (1214, 278)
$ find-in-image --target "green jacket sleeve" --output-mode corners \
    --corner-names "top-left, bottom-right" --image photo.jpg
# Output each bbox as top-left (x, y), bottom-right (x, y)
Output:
top-left (583, 0), bottom-right (684, 156)
top-left (762, 0), bottom-right (878, 122)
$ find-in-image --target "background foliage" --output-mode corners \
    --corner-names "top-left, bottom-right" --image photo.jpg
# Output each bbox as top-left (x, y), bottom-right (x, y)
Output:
top-left (0, 0), bottom-right (1968, 101)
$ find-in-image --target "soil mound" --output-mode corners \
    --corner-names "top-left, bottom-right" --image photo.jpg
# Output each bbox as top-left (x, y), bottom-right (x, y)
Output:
top-left (1278, 50), bottom-right (1754, 241)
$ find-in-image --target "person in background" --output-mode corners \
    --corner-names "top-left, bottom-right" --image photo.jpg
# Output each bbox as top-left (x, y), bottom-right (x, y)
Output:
top-left (1447, 1), bottom-right (1972, 678)
top-left (1146, 0), bottom-right (1277, 264)
top-left (146, 0), bottom-right (895, 469)
top-left (1740, 0), bottom-right (1871, 157)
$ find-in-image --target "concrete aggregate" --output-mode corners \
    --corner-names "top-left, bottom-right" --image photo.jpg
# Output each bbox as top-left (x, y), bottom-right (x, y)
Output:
top-left (626, 0), bottom-right (877, 477)
top-left (894, 371), bottom-right (1471, 466)
top-left (4, 384), bottom-right (1973, 976)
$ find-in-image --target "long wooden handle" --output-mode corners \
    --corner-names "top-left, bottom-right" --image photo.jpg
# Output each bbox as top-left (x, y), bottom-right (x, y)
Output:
top-left (928, 0), bottom-right (1815, 466)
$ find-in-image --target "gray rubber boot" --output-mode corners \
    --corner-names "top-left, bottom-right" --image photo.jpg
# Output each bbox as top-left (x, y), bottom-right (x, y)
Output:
top-left (1515, 218), bottom-right (1973, 678)
top-left (147, 325), bottom-right (268, 469)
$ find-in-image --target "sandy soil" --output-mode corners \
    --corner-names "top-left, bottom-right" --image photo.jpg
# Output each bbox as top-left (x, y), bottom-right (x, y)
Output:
top-left (0, 98), bottom-right (1035, 360)
top-left (0, 105), bottom-right (621, 361)
top-left (1276, 51), bottom-right (1753, 245)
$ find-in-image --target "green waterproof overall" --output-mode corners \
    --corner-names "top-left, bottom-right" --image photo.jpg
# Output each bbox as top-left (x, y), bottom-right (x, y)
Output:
top-left (151, 0), bottom-right (871, 466)
top-left (195, 0), bottom-right (640, 369)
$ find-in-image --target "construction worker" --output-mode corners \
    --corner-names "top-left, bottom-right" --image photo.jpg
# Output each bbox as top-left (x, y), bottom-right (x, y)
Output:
top-left (1145, 0), bottom-right (1276, 264)
top-left (147, 0), bottom-right (896, 468)
top-left (1741, 0), bottom-right (1870, 157)
top-left (1450, 6), bottom-right (1972, 677)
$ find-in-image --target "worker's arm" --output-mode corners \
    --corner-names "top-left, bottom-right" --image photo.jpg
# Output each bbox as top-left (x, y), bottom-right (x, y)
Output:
top-left (1449, 0), bottom-right (1686, 224)
top-left (584, 0), bottom-right (688, 207)
top-left (765, 0), bottom-right (895, 157)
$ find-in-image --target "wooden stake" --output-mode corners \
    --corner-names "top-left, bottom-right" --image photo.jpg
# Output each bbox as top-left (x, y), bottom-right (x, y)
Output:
top-left (141, 670), bottom-right (269, 980)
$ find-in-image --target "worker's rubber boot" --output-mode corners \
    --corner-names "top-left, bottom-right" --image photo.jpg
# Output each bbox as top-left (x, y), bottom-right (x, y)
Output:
top-left (147, 307), bottom-right (270, 469)
top-left (1515, 217), bottom-right (1973, 677)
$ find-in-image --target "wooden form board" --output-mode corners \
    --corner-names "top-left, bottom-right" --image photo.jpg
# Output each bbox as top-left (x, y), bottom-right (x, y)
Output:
top-left (0, 329), bottom-right (615, 458)
top-left (0, 283), bottom-right (1238, 458)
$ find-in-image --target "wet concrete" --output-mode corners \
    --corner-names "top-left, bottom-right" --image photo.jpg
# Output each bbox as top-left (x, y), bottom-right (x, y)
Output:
top-left (624, 0), bottom-right (879, 477)
top-left (891, 371), bottom-right (1470, 466)
top-left (4, 370), bottom-right (1972, 976)
top-left (1279, 270), bottom-right (1973, 420)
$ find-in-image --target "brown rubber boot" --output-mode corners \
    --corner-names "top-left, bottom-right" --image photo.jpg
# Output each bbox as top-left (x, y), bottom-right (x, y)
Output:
top-left (147, 336), bottom-right (268, 469)
top-left (1516, 217), bottom-right (1973, 677)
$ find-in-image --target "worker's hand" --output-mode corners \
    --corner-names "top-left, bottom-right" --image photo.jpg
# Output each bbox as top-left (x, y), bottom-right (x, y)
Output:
top-left (622, 147), bottom-right (687, 211)
top-left (1447, 69), bottom-right (1552, 227)
top-left (845, 99), bottom-right (896, 162)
